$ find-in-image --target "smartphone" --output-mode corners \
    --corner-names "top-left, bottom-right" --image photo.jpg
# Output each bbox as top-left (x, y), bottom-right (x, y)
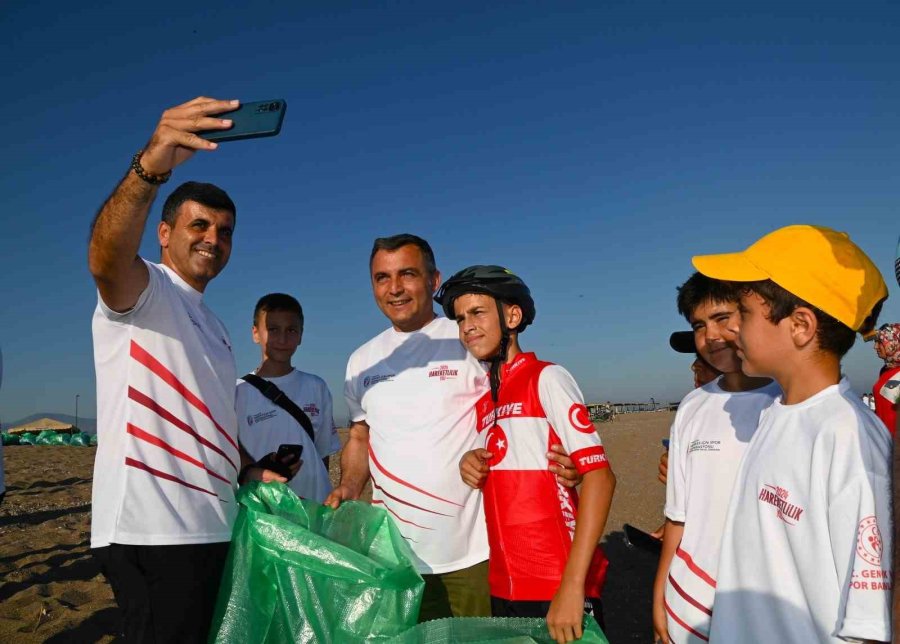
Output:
top-left (662, 438), bottom-right (670, 450)
top-left (277, 443), bottom-right (303, 463)
top-left (198, 99), bottom-right (287, 142)
top-left (623, 523), bottom-right (662, 555)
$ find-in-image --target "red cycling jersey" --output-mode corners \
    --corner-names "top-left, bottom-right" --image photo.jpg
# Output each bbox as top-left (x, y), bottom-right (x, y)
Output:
top-left (475, 352), bottom-right (610, 601)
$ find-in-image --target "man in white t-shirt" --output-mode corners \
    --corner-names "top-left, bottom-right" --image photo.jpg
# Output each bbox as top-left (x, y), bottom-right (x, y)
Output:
top-left (325, 233), bottom-right (579, 622)
top-left (88, 97), bottom-right (288, 643)
top-left (652, 273), bottom-right (778, 644)
top-left (236, 293), bottom-right (341, 503)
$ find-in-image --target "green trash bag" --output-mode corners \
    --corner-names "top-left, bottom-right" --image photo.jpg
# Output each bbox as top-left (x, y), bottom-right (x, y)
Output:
top-left (209, 482), bottom-right (424, 644)
top-left (384, 616), bottom-right (609, 644)
top-left (89, 434), bottom-right (99, 446)
top-left (1, 433), bottom-right (20, 446)
top-left (17, 432), bottom-right (37, 445)
top-left (70, 433), bottom-right (90, 446)
top-left (35, 430), bottom-right (67, 445)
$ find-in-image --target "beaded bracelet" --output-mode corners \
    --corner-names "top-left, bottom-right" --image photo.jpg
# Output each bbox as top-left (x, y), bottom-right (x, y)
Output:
top-left (130, 150), bottom-right (172, 185)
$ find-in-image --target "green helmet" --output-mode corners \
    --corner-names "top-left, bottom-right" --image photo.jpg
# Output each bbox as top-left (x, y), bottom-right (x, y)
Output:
top-left (434, 265), bottom-right (536, 332)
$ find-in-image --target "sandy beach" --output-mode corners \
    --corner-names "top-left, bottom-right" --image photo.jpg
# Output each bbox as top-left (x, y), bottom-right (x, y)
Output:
top-left (0, 411), bottom-right (672, 643)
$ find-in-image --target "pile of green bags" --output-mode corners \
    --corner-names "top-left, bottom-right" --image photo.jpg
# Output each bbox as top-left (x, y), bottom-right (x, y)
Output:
top-left (1, 431), bottom-right (95, 446)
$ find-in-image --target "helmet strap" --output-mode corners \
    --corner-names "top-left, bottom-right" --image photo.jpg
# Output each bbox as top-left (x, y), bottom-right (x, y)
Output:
top-left (489, 298), bottom-right (510, 403)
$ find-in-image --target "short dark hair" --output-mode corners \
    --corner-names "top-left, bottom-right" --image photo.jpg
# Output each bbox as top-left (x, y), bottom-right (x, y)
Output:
top-left (369, 233), bottom-right (436, 276)
top-left (253, 293), bottom-right (304, 327)
top-left (161, 181), bottom-right (236, 227)
top-left (676, 272), bottom-right (740, 323)
top-left (740, 279), bottom-right (882, 358)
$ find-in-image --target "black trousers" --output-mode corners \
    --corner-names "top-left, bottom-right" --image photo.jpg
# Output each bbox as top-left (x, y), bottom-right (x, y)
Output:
top-left (92, 541), bottom-right (230, 643)
top-left (491, 595), bottom-right (606, 632)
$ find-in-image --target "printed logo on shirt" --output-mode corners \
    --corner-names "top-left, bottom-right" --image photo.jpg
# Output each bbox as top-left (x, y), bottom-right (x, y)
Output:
top-left (568, 403), bottom-right (594, 434)
top-left (246, 410), bottom-right (278, 426)
top-left (688, 439), bottom-right (721, 454)
top-left (363, 374), bottom-right (394, 388)
top-left (485, 425), bottom-right (508, 466)
top-left (428, 364), bottom-right (459, 380)
top-left (851, 568), bottom-right (891, 591)
top-left (302, 403), bottom-right (319, 417)
top-left (856, 516), bottom-right (883, 566)
top-left (758, 484), bottom-right (804, 525)
top-left (479, 402), bottom-right (525, 430)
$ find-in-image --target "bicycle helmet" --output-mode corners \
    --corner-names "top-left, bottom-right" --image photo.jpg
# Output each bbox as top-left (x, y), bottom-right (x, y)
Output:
top-left (434, 265), bottom-right (536, 402)
top-left (434, 265), bottom-right (535, 332)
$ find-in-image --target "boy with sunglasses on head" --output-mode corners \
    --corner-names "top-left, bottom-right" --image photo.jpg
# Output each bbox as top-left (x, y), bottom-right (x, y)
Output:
top-left (694, 225), bottom-right (891, 643)
top-left (437, 266), bottom-right (616, 644)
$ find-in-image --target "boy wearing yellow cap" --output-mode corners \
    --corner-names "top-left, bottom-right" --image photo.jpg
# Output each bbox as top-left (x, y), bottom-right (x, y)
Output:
top-left (693, 225), bottom-right (891, 643)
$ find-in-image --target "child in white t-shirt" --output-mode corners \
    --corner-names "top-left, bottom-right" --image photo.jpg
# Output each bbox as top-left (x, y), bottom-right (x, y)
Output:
top-left (652, 273), bottom-right (778, 644)
top-left (694, 225), bottom-right (891, 643)
top-left (236, 293), bottom-right (341, 502)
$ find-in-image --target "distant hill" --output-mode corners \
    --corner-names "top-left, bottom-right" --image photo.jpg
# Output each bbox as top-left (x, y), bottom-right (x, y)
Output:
top-left (4, 413), bottom-right (97, 435)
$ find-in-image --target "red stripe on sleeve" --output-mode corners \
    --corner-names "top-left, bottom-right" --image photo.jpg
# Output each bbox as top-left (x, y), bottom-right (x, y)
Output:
top-left (569, 445), bottom-right (610, 474)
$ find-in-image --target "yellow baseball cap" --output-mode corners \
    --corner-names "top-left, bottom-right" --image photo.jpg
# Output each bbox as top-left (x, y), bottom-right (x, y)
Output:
top-left (692, 225), bottom-right (887, 333)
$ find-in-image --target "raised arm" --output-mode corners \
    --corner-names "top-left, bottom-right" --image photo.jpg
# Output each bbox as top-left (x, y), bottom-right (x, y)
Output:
top-left (324, 419), bottom-right (371, 508)
top-left (88, 96), bottom-right (237, 311)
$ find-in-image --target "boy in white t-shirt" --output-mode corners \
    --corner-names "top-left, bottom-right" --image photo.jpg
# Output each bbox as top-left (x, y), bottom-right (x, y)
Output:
top-left (652, 273), bottom-right (778, 644)
top-left (694, 225), bottom-right (891, 643)
top-left (236, 293), bottom-right (341, 502)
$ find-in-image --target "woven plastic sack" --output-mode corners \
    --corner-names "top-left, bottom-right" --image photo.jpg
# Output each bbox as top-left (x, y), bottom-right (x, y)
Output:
top-left (17, 432), bottom-right (37, 445)
top-left (1, 433), bottom-right (19, 446)
top-left (89, 434), bottom-right (98, 446)
top-left (385, 616), bottom-right (609, 643)
top-left (209, 482), bottom-right (424, 644)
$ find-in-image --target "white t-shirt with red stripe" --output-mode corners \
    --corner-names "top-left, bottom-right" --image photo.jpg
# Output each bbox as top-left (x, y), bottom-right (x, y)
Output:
top-left (344, 316), bottom-right (490, 574)
top-left (663, 377), bottom-right (779, 643)
top-left (709, 379), bottom-right (893, 643)
top-left (91, 261), bottom-right (239, 548)
top-left (475, 352), bottom-right (611, 601)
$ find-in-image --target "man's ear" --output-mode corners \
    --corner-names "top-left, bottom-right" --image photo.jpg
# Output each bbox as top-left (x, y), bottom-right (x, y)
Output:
top-left (251, 325), bottom-right (261, 345)
top-left (789, 306), bottom-right (818, 348)
top-left (158, 221), bottom-right (171, 248)
top-left (430, 269), bottom-right (442, 295)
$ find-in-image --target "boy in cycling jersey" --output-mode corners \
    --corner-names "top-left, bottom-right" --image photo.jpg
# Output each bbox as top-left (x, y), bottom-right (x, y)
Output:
top-left (436, 265), bottom-right (616, 644)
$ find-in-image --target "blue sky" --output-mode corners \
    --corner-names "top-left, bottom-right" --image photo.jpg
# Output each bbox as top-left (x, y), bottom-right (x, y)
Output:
top-left (1, 2), bottom-right (898, 425)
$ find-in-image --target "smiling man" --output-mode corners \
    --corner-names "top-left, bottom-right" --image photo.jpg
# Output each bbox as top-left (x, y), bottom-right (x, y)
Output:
top-left (87, 96), bottom-right (247, 642)
top-left (327, 234), bottom-right (581, 622)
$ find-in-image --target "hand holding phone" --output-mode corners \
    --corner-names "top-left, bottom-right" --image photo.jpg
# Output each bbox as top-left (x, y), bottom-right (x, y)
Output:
top-left (198, 99), bottom-right (287, 142)
top-left (257, 444), bottom-right (303, 480)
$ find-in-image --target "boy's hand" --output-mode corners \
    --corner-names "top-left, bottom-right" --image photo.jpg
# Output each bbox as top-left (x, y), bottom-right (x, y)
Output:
top-left (459, 449), bottom-right (491, 488)
top-left (652, 593), bottom-right (670, 643)
top-left (546, 585), bottom-right (584, 643)
top-left (548, 444), bottom-right (583, 488)
top-left (658, 451), bottom-right (668, 485)
top-left (243, 464), bottom-right (288, 484)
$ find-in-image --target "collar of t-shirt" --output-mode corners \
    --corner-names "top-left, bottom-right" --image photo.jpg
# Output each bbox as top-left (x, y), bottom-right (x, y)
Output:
top-left (389, 314), bottom-right (442, 338)
top-left (770, 376), bottom-right (851, 412)
top-left (707, 375), bottom-right (781, 398)
top-left (159, 262), bottom-right (203, 304)
top-left (500, 352), bottom-right (537, 380)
